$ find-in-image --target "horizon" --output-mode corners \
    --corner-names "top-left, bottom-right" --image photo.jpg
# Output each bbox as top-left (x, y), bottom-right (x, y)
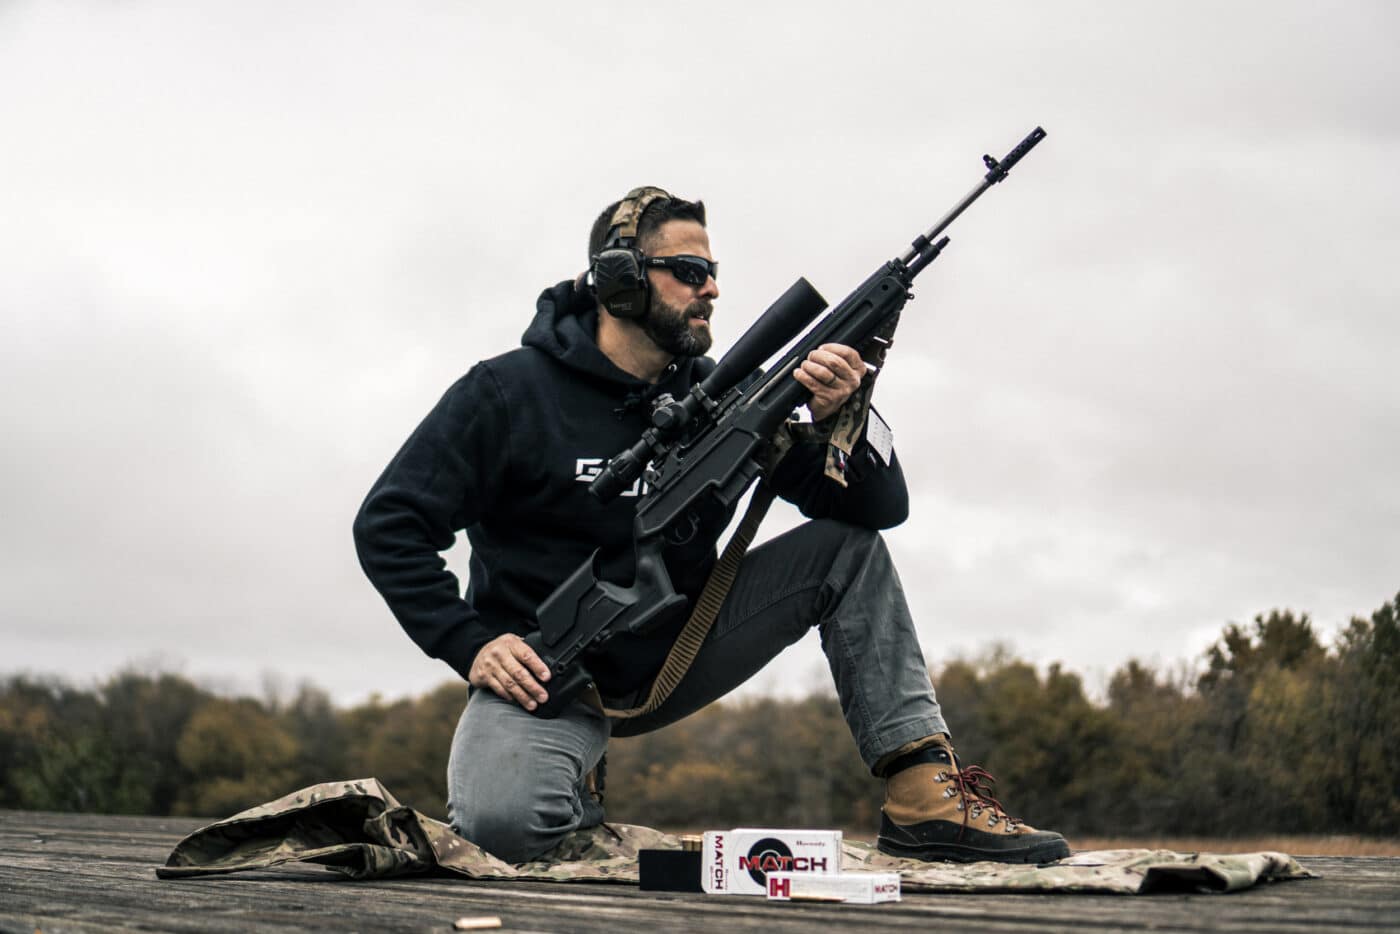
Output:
top-left (6, 588), bottom-right (1391, 707)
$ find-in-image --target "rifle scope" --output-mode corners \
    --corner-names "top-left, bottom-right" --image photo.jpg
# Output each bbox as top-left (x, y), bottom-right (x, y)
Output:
top-left (588, 277), bottom-right (828, 502)
top-left (699, 277), bottom-right (827, 401)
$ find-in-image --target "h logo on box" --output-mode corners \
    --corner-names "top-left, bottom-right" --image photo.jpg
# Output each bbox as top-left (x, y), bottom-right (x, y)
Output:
top-left (768, 877), bottom-right (791, 899)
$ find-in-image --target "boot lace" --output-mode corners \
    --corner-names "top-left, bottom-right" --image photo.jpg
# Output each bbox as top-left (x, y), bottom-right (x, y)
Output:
top-left (946, 763), bottom-right (1022, 837)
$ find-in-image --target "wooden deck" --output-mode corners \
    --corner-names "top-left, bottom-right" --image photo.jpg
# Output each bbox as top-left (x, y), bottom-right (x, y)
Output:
top-left (2, 810), bottom-right (1397, 933)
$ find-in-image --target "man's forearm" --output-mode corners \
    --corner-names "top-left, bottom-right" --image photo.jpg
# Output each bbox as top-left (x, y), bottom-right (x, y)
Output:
top-left (767, 437), bottom-right (909, 529)
top-left (353, 496), bottom-right (493, 679)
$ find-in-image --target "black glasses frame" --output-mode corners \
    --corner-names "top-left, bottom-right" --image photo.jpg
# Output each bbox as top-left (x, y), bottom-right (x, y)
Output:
top-left (644, 254), bottom-right (718, 287)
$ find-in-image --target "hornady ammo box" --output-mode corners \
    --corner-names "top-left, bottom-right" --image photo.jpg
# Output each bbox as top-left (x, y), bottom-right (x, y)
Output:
top-left (701, 829), bottom-right (842, 896)
top-left (766, 870), bottom-right (902, 904)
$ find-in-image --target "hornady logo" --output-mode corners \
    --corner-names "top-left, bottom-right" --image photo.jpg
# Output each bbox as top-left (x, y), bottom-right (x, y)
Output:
top-left (574, 458), bottom-right (650, 498)
top-left (741, 838), bottom-right (827, 885)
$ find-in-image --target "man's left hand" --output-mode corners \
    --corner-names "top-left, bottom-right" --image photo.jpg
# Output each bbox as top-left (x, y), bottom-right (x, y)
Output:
top-left (793, 343), bottom-right (867, 422)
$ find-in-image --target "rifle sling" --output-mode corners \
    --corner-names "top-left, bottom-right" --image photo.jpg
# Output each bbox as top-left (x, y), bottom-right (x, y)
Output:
top-left (603, 482), bottom-right (777, 720)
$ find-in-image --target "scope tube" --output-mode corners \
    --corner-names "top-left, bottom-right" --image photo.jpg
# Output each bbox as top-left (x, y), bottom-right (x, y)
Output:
top-left (700, 277), bottom-right (827, 400)
top-left (589, 277), bottom-right (827, 503)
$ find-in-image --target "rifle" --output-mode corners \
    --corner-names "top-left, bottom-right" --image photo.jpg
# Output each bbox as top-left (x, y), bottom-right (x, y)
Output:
top-left (523, 127), bottom-right (1048, 718)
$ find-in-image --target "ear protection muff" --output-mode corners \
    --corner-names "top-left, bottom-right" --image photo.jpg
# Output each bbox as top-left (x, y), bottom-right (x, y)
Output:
top-left (591, 186), bottom-right (673, 319)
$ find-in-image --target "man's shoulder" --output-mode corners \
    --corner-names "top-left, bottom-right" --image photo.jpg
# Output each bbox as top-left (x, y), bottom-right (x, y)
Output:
top-left (472, 345), bottom-right (561, 388)
top-left (447, 346), bottom-right (588, 410)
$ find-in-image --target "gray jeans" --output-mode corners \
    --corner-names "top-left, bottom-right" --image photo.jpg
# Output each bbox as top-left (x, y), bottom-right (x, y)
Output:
top-left (446, 518), bottom-right (948, 862)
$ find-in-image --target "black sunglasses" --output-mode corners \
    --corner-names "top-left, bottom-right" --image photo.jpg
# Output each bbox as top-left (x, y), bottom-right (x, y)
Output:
top-left (644, 254), bottom-right (718, 287)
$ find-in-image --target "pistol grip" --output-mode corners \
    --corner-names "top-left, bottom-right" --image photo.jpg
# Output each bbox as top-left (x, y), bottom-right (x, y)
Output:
top-left (528, 658), bottom-right (594, 720)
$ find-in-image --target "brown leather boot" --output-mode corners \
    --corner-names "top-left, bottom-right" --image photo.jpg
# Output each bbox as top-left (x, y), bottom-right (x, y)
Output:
top-left (878, 738), bottom-right (1070, 864)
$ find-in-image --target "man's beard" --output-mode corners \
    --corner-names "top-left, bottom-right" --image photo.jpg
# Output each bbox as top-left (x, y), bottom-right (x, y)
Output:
top-left (641, 294), bottom-right (714, 357)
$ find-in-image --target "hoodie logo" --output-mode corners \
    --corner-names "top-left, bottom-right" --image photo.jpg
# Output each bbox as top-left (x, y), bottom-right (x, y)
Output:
top-left (575, 458), bottom-right (649, 498)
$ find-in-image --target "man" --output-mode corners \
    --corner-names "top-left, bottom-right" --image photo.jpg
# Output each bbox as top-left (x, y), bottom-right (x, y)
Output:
top-left (354, 188), bottom-right (1069, 866)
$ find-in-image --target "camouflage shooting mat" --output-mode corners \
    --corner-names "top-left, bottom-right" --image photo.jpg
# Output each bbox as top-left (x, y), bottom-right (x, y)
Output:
top-left (157, 778), bottom-right (1313, 894)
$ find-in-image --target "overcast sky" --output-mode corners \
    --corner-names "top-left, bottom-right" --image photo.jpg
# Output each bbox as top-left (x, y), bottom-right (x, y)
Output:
top-left (3, 1), bottom-right (1397, 706)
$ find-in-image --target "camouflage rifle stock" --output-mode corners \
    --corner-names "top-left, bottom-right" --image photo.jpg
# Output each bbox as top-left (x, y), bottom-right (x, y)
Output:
top-left (524, 127), bottom-right (1048, 718)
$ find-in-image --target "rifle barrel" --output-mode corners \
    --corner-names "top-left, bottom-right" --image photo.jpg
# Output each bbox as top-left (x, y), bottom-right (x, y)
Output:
top-left (899, 126), bottom-right (1046, 270)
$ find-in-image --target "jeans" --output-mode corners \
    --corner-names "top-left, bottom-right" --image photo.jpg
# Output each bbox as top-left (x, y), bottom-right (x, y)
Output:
top-left (446, 518), bottom-right (948, 862)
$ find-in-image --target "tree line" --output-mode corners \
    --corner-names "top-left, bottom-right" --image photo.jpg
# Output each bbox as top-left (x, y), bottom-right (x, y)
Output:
top-left (3, 592), bottom-right (1396, 837)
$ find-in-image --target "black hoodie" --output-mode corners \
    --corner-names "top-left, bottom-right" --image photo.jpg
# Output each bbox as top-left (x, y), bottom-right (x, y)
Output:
top-left (354, 280), bottom-right (909, 695)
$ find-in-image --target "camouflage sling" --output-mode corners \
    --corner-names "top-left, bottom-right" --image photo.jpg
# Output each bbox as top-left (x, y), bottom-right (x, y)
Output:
top-left (763, 312), bottom-right (900, 486)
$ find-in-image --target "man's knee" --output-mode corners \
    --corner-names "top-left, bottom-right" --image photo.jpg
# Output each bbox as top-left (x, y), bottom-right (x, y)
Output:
top-left (450, 765), bottom-right (585, 863)
top-left (807, 518), bottom-right (889, 575)
top-left (453, 797), bottom-right (573, 864)
top-left (446, 693), bottom-right (606, 863)
top-left (810, 517), bottom-right (883, 548)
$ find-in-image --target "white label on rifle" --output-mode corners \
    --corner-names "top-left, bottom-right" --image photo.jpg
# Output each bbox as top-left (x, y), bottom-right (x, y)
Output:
top-left (867, 408), bottom-right (893, 466)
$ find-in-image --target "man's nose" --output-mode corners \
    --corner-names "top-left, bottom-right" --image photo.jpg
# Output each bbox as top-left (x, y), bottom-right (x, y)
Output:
top-left (698, 275), bottom-right (719, 300)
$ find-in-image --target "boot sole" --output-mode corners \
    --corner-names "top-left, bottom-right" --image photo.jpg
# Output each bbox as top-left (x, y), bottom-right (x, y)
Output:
top-left (877, 833), bottom-right (1070, 865)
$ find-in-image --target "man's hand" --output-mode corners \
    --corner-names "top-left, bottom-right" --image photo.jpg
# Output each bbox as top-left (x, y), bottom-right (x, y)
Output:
top-left (793, 343), bottom-right (867, 422)
top-left (469, 633), bottom-right (551, 710)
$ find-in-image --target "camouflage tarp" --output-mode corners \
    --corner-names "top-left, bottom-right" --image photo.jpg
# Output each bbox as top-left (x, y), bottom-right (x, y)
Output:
top-left (158, 778), bottom-right (1314, 894)
top-left (847, 842), bottom-right (1313, 894)
top-left (156, 779), bottom-right (671, 883)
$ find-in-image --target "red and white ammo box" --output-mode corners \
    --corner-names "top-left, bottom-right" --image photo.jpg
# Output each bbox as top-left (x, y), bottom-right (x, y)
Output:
top-left (766, 870), bottom-right (902, 904)
top-left (700, 828), bottom-right (842, 896)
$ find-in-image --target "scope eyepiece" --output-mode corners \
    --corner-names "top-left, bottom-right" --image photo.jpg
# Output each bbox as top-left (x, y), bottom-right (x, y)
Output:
top-left (588, 465), bottom-right (626, 502)
top-left (588, 450), bottom-right (640, 501)
top-left (589, 429), bottom-right (661, 503)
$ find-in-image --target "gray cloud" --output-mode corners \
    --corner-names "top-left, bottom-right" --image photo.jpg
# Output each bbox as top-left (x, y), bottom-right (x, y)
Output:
top-left (2, 2), bottom-right (1396, 704)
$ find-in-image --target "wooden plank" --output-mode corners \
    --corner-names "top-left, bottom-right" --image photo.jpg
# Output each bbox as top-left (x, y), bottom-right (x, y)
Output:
top-left (1, 810), bottom-right (1396, 933)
